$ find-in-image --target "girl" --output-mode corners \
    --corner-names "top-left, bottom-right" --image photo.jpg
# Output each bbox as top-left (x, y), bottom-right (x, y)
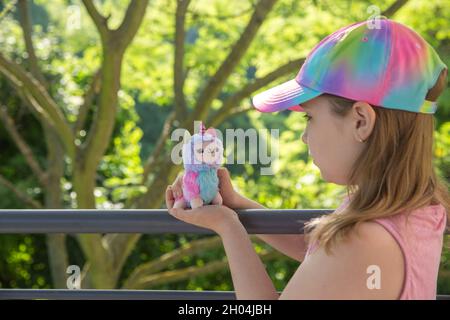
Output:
top-left (165, 18), bottom-right (449, 300)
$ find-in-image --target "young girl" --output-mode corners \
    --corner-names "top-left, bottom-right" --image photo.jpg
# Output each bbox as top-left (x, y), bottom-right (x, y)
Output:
top-left (165, 18), bottom-right (449, 300)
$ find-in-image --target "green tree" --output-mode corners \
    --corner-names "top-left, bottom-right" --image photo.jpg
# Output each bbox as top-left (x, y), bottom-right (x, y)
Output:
top-left (1, 0), bottom-right (448, 294)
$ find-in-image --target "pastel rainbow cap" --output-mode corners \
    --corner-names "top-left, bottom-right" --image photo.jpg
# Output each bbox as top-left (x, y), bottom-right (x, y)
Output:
top-left (252, 18), bottom-right (447, 114)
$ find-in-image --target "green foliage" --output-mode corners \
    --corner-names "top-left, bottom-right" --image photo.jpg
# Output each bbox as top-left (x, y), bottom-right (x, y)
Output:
top-left (0, 0), bottom-right (449, 294)
top-left (100, 118), bottom-right (147, 208)
top-left (0, 235), bottom-right (50, 288)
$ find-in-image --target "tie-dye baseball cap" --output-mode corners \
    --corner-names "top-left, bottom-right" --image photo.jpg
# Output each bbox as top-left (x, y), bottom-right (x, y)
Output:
top-left (252, 18), bottom-right (447, 114)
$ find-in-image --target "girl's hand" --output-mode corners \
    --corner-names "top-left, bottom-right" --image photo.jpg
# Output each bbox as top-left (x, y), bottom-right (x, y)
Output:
top-left (167, 172), bottom-right (184, 200)
top-left (166, 188), bottom-right (241, 236)
top-left (216, 167), bottom-right (240, 208)
top-left (166, 167), bottom-right (241, 208)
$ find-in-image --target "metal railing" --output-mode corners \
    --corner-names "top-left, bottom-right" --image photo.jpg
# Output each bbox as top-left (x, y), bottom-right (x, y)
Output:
top-left (0, 209), bottom-right (448, 300)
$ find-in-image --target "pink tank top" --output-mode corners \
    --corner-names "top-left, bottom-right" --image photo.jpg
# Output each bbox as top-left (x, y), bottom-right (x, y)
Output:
top-left (304, 197), bottom-right (447, 300)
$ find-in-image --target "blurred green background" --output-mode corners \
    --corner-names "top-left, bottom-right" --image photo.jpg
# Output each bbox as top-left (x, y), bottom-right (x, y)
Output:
top-left (0, 0), bottom-right (449, 294)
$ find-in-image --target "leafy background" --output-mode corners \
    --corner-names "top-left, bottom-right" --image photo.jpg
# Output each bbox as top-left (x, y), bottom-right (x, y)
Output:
top-left (0, 0), bottom-right (449, 294)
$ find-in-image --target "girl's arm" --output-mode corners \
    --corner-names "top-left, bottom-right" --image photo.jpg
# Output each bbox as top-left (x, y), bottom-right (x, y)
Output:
top-left (218, 218), bottom-right (280, 300)
top-left (166, 195), bottom-right (280, 300)
top-left (233, 194), bottom-right (308, 262)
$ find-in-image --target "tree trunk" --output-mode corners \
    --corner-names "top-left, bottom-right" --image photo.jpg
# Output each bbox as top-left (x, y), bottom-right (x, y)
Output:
top-left (43, 124), bottom-right (69, 288)
top-left (72, 49), bottom-right (125, 289)
top-left (72, 163), bottom-right (116, 288)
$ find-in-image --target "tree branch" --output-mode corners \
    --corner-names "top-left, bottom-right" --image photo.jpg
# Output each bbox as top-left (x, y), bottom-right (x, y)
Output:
top-left (210, 106), bottom-right (254, 127)
top-left (20, 85), bottom-right (57, 130)
top-left (0, 53), bottom-right (76, 159)
top-left (12, 81), bottom-right (56, 130)
top-left (207, 57), bottom-right (305, 126)
top-left (0, 104), bottom-right (48, 186)
top-left (124, 259), bottom-right (228, 289)
top-left (187, 3), bottom-right (255, 20)
top-left (187, 0), bottom-right (278, 124)
top-left (113, 0), bottom-right (150, 50)
top-left (104, 233), bottom-right (141, 281)
top-left (121, 236), bottom-right (223, 288)
top-left (135, 154), bottom-right (180, 209)
top-left (73, 69), bottom-right (101, 136)
top-left (81, 0), bottom-right (110, 41)
top-left (174, 0), bottom-right (190, 119)
top-left (122, 247), bottom-right (281, 289)
top-left (76, 233), bottom-right (116, 288)
top-left (17, 0), bottom-right (48, 88)
top-left (0, 0), bottom-right (17, 21)
top-left (381, 0), bottom-right (409, 17)
top-left (81, 0), bottom-right (149, 172)
top-left (0, 173), bottom-right (43, 209)
top-left (142, 111), bottom-right (176, 185)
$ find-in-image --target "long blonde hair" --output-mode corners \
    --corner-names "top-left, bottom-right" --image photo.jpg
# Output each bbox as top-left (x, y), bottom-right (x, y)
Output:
top-left (304, 93), bottom-right (450, 255)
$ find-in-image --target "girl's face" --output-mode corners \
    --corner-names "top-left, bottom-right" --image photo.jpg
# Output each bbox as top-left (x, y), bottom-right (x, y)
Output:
top-left (300, 96), bottom-right (375, 185)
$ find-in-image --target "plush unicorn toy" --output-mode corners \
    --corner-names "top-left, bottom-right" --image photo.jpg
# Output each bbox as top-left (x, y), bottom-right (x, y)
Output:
top-left (173, 124), bottom-right (224, 209)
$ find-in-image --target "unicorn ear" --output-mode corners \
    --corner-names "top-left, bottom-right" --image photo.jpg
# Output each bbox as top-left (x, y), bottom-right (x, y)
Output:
top-left (183, 130), bottom-right (192, 144)
top-left (205, 127), bottom-right (217, 137)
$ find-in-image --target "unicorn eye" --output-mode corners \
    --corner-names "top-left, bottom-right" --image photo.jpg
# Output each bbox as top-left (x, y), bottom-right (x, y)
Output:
top-left (215, 147), bottom-right (219, 152)
top-left (303, 114), bottom-right (312, 122)
top-left (196, 148), bottom-right (203, 153)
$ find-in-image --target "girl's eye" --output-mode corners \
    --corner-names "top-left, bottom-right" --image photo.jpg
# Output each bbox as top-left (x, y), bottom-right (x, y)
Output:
top-left (303, 114), bottom-right (312, 122)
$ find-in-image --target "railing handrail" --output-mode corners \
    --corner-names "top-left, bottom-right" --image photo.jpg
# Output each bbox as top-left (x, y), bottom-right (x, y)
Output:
top-left (0, 209), bottom-right (334, 234)
top-left (0, 209), bottom-right (448, 300)
top-left (1, 289), bottom-right (449, 300)
top-left (1, 289), bottom-right (237, 300)
top-left (0, 209), bottom-right (448, 234)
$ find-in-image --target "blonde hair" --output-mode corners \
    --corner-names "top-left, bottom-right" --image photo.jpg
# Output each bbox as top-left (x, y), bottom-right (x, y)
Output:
top-left (304, 93), bottom-right (450, 255)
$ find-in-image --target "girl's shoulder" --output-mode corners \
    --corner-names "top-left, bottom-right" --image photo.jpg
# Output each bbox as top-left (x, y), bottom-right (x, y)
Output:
top-left (300, 201), bottom-right (447, 299)
top-left (370, 203), bottom-right (447, 299)
top-left (282, 220), bottom-right (404, 299)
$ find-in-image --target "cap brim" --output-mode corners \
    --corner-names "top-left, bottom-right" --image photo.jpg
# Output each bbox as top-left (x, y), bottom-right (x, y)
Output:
top-left (252, 79), bottom-right (322, 113)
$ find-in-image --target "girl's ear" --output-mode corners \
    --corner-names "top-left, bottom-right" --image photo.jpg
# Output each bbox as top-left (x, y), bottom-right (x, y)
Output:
top-left (352, 101), bottom-right (376, 142)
